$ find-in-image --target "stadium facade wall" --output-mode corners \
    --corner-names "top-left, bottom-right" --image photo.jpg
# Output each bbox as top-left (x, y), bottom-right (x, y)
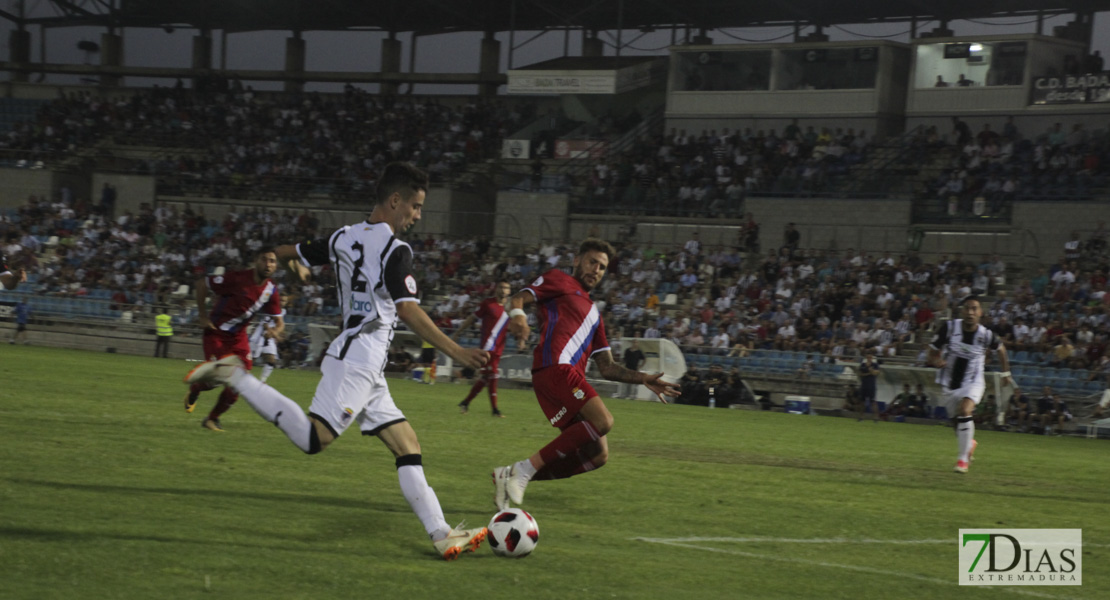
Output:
top-left (93, 173), bottom-right (157, 215)
top-left (746, 196), bottom-right (912, 256)
top-left (495, 191), bottom-right (568, 245)
top-left (1012, 202), bottom-right (1110, 261)
top-left (0, 168), bottom-right (88, 209)
top-left (0, 320), bottom-right (201, 359)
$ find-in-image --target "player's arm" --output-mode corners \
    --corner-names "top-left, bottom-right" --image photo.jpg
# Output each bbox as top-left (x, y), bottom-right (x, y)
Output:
top-left (0, 269), bottom-right (26, 290)
top-left (994, 342), bottom-right (1014, 388)
top-left (266, 315), bottom-right (286, 341)
top-left (193, 276), bottom-right (215, 330)
top-left (450, 314), bottom-right (478, 341)
top-left (275, 244), bottom-right (312, 282)
top-left (926, 321), bottom-right (948, 368)
top-left (507, 290), bottom-right (534, 343)
top-left (386, 244), bottom-right (487, 369)
top-left (397, 302), bottom-right (487, 369)
top-left (593, 350), bottom-right (681, 403)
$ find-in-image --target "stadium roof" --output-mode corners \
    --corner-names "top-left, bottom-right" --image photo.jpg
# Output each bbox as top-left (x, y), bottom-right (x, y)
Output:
top-left (6, 1), bottom-right (1110, 35)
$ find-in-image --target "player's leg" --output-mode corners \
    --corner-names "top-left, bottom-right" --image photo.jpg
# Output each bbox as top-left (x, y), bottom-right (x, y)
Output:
top-left (372, 401), bottom-right (486, 560)
top-left (459, 374), bottom-right (485, 411)
top-left (486, 358), bottom-right (502, 416)
top-left (954, 396), bottom-right (976, 473)
top-left (532, 432), bottom-right (609, 481)
top-left (204, 355), bottom-right (344, 453)
top-left (494, 370), bottom-right (610, 508)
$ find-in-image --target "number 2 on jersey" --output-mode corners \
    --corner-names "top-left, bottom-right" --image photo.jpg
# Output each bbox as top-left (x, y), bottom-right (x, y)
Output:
top-left (350, 242), bottom-right (368, 293)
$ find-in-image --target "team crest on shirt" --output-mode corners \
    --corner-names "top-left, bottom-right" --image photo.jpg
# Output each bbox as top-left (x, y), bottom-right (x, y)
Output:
top-left (532, 276), bottom-right (544, 287)
top-left (572, 388), bottom-right (585, 400)
top-left (341, 407), bottom-right (354, 422)
top-left (405, 275), bottom-right (417, 294)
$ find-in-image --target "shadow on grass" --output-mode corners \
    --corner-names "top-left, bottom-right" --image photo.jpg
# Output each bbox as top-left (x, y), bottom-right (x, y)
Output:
top-left (4, 477), bottom-right (411, 513)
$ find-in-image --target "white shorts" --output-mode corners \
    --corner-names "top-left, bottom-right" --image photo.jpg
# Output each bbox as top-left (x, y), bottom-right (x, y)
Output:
top-left (308, 355), bottom-right (406, 437)
top-left (942, 382), bottom-right (986, 412)
top-left (252, 336), bottom-right (278, 359)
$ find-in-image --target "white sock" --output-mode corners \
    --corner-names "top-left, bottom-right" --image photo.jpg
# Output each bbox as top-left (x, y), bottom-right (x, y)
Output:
top-left (230, 371), bottom-right (313, 453)
top-left (956, 417), bottom-right (975, 462)
top-left (514, 458), bottom-right (537, 482)
top-left (259, 364), bottom-right (275, 383)
top-left (397, 463), bottom-right (450, 540)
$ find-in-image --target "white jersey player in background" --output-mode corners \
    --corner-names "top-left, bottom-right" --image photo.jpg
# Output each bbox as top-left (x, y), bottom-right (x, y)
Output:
top-left (186, 162), bottom-right (491, 560)
top-left (926, 295), bottom-right (1013, 474)
top-left (249, 306), bottom-right (287, 383)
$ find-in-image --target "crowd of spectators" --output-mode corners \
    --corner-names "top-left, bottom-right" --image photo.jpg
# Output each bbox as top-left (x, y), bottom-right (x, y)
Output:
top-left (915, 115), bottom-right (1110, 216)
top-left (1, 84), bottom-right (533, 200)
top-left (7, 184), bottom-right (1110, 405)
top-left (579, 121), bottom-right (872, 217)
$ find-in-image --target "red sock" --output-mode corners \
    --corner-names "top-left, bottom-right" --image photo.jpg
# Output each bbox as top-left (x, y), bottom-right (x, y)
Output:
top-left (488, 378), bottom-right (499, 411)
top-left (461, 379), bottom-right (485, 406)
top-left (190, 381), bottom-right (215, 396)
top-left (538, 421), bottom-right (600, 467)
top-left (208, 388), bottom-right (239, 420)
top-left (533, 446), bottom-right (603, 481)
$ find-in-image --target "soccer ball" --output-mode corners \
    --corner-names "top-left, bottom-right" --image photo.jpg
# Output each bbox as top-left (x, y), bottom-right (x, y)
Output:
top-left (487, 508), bottom-right (539, 558)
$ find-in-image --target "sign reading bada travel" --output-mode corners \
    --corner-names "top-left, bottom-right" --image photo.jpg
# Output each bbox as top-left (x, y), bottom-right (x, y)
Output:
top-left (1031, 72), bottom-right (1110, 104)
top-left (959, 529), bottom-right (1081, 586)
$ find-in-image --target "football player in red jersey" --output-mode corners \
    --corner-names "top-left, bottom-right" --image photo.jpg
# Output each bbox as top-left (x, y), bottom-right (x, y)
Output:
top-left (185, 248), bottom-right (284, 431)
top-left (492, 239), bottom-right (680, 509)
top-left (452, 280), bottom-right (515, 417)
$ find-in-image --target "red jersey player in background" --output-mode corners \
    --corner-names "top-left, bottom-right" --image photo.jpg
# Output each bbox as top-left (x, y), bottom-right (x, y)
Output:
top-left (185, 248), bottom-right (284, 431)
top-left (451, 280), bottom-right (515, 417)
top-left (492, 239), bottom-right (680, 509)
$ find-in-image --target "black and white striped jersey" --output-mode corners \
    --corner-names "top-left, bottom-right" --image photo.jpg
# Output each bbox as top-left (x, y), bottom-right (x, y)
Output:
top-left (930, 319), bottom-right (1000, 390)
top-left (296, 221), bottom-right (418, 365)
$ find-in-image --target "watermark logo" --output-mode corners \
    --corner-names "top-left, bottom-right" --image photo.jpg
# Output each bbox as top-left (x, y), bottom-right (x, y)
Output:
top-left (959, 529), bottom-right (1081, 586)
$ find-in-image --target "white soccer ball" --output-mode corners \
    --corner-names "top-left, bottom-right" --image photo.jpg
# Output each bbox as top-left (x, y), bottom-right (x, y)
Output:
top-left (487, 508), bottom-right (539, 558)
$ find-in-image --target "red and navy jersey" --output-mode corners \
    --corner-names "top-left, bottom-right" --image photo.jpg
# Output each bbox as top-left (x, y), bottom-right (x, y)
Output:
top-left (207, 269), bottom-right (281, 337)
top-left (476, 297), bottom-right (509, 357)
top-left (524, 269), bottom-right (610, 373)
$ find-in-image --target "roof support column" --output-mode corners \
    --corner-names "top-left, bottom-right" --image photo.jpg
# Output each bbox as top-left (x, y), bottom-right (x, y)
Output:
top-left (9, 28), bottom-right (31, 83)
top-left (284, 32), bottom-right (305, 93)
top-left (380, 33), bottom-right (402, 95)
top-left (479, 31), bottom-right (501, 97)
top-left (100, 31), bottom-right (123, 87)
top-left (192, 29), bottom-right (212, 88)
top-left (582, 31), bottom-right (603, 57)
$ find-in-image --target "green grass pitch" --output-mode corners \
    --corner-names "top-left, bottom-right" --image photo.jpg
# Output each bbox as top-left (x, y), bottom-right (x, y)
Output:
top-left (0, 344), bottom-right (1106, 599)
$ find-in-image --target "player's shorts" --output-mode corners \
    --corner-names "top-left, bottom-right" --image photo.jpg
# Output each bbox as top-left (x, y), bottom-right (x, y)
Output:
top-left (481, 355), bottom-right (501, 380)
top-left (532, 364), bottom-right (598, 429)
top-left (941, 381), bottom-right (986, 412)
top-left (420, 347), bottom-right (436, 364)
top-left (203, 331), bottom-right (253, 371)
top-left (308, 355), bottom-right (406, 438)
top-left (251, 336), bottom-right (278, 359)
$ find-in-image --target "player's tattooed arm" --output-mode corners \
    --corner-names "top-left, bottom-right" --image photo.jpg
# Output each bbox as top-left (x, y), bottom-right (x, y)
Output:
top-left (594, 350), bottom-right (681, 403)
top-left (593, 350), bottom-right (646, 384)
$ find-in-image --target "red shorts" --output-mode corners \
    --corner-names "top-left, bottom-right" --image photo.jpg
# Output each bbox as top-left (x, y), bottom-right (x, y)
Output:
top-left (481, 355), bottom-right (501, 380)
top-left (203, 331), bottom-right (253, 371)
top-left (532, 365), bottom-right (597, 429)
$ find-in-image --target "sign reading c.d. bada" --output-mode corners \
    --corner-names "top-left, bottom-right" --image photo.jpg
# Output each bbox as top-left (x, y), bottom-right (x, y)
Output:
top-left (1031, 72), bottom-right (1110, 104)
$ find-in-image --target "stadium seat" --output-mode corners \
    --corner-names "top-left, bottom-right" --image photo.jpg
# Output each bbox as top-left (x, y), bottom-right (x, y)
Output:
top-left (171, 284), bottom-right (190, 299)
top-left (212, 266), bottom-right (226, 276)
top-left (662, 293), bottom-right (678, 306)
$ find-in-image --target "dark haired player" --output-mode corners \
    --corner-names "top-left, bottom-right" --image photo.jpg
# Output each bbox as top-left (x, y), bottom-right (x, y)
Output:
top-left (492, 239), bottom-right (681, 509)
top-left (186, 163), bottom-right (490, 560)
top-left (927, 295), bottom-right (1013, 473)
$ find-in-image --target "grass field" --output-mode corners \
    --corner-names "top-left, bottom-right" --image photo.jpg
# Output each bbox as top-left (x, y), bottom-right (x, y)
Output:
top-left (1, 344), bottom-right (1107, 600)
